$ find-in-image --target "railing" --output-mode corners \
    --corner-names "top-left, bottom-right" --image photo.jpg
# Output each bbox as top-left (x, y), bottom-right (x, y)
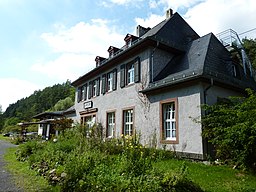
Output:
top-left (216, 29), bottom-right (255, 80)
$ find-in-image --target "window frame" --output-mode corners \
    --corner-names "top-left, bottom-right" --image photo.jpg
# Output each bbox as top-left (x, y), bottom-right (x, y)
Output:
top-left (122, 107), bottom-right (135, 136)
top-left (106, 111), bottom-right (116, 138)
top-left (127, 63), bottom-right (135, 85)
top-left (120, 57), bottom-right (140, 88)
top-left (160, 98), bottom-right (179, 144)
top-left (107, 72), bottom-right (113, 92)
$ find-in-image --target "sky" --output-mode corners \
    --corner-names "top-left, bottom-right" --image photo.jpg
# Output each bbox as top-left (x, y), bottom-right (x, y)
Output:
top-left (0, 0), bottom-right (256, 112)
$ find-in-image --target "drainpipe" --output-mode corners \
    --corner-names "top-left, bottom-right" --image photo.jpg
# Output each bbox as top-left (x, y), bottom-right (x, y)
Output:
top-left (203, 78), bottom-right (214, 105)
top-left (150, 41), bottom-right (159, 83)
top-left (202, 77), bottom-right (214, 160)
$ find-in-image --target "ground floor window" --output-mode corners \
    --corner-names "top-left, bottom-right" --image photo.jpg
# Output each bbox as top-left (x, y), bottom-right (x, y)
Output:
top-left (106, 112), bottom-right (115, 138)
top-left (81, 114), bottom-right (96, 128)
top-left (123, 108), bottom-right (134, 136)
top-left (160, 98), bottom-right (178, 143)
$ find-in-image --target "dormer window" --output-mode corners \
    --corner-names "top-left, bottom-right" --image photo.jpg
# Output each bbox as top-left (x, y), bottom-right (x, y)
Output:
top-left (95, 56), bottom-right (106, 67)
top-left (124, 34), bottom-right (139, 48)
top-left (108, 46), bottom-right (120, 58)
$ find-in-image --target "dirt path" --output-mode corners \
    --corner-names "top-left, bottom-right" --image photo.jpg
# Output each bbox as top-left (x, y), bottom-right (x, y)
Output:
top-left (0, 140), bottom-right (22, 192)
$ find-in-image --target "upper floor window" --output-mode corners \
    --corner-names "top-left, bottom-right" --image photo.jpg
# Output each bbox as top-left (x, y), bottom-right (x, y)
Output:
top-left (120, 57), bottom-right (140, 88)
top-left (93, 80), bottom-right (97, 97)
top-left (160, 98), bottom-right (178, 144)
top-left (77, 84), bottom-right (87, 102)
top-left (127, 64), bottom-right (134, 85)
top-left (107, 72), bottom-right (113, 91)
top-left (102, 69), bottom-right (117, 94)
top-left (88, 77), bottom-right (100, 99)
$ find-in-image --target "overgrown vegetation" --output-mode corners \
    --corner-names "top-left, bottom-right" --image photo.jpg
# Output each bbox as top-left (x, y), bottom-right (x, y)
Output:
top-left (202, 89), bottom-right (256, 171)
top-left (15, 124), bottom-right (202, 192)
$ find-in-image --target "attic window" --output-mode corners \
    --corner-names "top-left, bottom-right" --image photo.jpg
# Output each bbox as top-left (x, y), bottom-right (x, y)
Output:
top-left (95, 56), bottom-right (106, 67)
top-left (108, 46), bottom-right (120, 58)
top-left (124, 34), bottom-right (139, 48)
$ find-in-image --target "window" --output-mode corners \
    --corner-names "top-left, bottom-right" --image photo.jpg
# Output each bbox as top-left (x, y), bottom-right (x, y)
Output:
top-left (127, 64), bottom-right (134, 84)
top-left (93, 80), bottom-right (97, 97)
top-left (81, 114), bottom-right (96, 128)
top-left (88, 78), bottom-right (100, 99)
top-left (106, 112), bottom-right (115, 138)
top-left (120, 57), bottom-right (140, 88)
top-left (160, 99), bottom-right (178, 143)
top-left (102, 69), bottom-right (117, 94)
top-left (107, 72), bottom-right (113, 91)
top-left (123, 108), bottom-right (134, 136)
top-left (77, 84), bottom-right (87, 102)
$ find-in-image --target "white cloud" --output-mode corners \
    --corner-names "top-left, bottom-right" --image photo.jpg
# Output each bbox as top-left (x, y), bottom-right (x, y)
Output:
top-left (149, 0), bottom-right (205, 12)
top-left (135, 14), bottom-right (165, 29)
top-left (0, 78), bottom-right (40, 112)
top-left (184, 0), bottom-right (256, 38)
top-left (32, 19), bottom-right (125, 82)
top-left (101, 0), bottom-right (144, 7)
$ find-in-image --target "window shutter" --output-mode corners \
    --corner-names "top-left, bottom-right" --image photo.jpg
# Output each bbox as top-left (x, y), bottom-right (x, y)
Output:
top-left (83, 83), bottom-right (87, 101)
top-left (96, 77), bottom-right (100, 96)
top-left (102, 74), bottom-right (106, 94)
top-left (77, 87), bottom-right (82, 102)
top-left (134, 57), bottom-right (140, 83)
top-left (88, 81), bottom-right (92, 99)
top-left (112, 69), bottom-right (117, 90)
top-left (120, 64), bottom-right (126, 88)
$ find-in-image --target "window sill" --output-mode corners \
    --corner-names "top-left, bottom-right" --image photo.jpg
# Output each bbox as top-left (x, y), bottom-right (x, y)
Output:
top-left (160, 139), bottom-right (178, 144)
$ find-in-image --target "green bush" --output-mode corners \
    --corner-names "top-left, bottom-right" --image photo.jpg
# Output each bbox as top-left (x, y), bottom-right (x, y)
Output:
top-left (202, 89), bottom-right (256, 170)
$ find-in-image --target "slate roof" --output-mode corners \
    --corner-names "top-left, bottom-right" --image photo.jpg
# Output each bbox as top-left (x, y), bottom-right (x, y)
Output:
top-left (142, 32), bottom-right (256, 93)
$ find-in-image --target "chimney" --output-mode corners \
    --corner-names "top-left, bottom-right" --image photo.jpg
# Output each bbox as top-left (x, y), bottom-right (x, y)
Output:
top-left (166, 8), bottom-right (173, 19)
top-left (136, 25), bottom-right (151, 37)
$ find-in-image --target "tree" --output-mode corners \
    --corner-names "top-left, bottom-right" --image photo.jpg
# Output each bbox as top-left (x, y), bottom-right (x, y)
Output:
top-left (243, 38), bottom-right (256, 69)
top-left (202, 89), bottom-right (256, 170)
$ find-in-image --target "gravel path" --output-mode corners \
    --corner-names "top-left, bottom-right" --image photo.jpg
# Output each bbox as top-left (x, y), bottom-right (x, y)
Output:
top-left (0, 140), bottom-right (22, 192)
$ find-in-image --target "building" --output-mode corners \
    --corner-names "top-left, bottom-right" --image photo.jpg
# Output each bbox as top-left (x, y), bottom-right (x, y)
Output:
top-left (31, 106), bottom-right (76, 140)
top-left (71, 9), bottom-right (256, 159)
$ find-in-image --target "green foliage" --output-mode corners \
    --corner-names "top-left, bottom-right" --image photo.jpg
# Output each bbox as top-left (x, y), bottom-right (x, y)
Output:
top-left (15, 124), bottom-right (202, 192)
top-left (243, 38), bottom-right (256, 69)
top-left (202, 89), bottom-right (256, 170)
top-left (3, 80), bottom-right (75, 121)
top-left (51, 97), bottom-right (74, 111)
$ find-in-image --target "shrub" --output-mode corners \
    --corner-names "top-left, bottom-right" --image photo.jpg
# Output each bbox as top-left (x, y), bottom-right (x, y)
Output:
top-left (202, 89), bottom-right (256, 170)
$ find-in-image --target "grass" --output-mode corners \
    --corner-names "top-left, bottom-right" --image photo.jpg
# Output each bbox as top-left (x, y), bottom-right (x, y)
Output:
top-left (4, 147), bottom-right (58, 192)
top-left (0, 134), bottom-right (11, 141)
top-left (154, 159), bottom-right (256, 192)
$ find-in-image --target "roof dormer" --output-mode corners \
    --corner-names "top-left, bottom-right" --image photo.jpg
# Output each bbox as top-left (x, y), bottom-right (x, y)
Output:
top-left (108, 46), bottom-right (120, 58)
top-left (124, 34), bottom-right (139, 48)
top-left (95, 56), bottom-right (106, 67)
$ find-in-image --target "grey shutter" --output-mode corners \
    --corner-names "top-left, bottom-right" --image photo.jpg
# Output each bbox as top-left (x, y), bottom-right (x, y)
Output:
top-left (112, 69), bottom-right (117, 90)
top-left (134, 57), bottom-right (140, 83)
top-left (120, 64), bottom-right (126, 88)
top-left (102, 74), bottom-right (106, 94)
top-left (77, 87), bottom-right (82, 102)
top-left (96, 77), bottom-right (100, 96)
top-left (88, 81), bottom-right (92, 99)
top-left (83, 83), bottom-right (87, 101)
